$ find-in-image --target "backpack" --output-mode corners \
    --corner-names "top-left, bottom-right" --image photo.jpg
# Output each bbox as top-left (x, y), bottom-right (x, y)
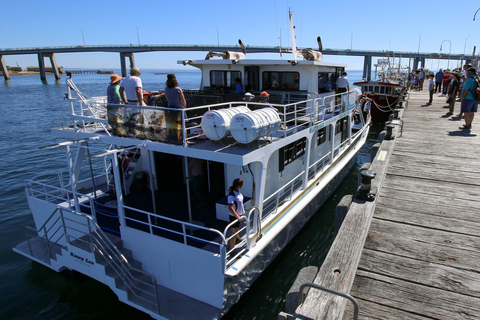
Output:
top-left (470, 77), bottom-right (480, 101)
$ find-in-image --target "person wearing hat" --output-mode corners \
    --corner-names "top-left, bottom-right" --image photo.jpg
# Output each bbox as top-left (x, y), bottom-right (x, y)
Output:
top-left (120, 67), bottom-right (144, 105)
top-left (107, 74), bottom-right (123, 104)
top-left (164, 73), bottom-right (190, 144)
top-left (459, 67), bottom-right (479, 130)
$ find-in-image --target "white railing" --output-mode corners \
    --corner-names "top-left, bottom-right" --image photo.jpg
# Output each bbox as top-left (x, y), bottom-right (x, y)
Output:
top-left (262, 171), bottom-right (306, 221)
top-left (122, 205), bottom-right (226, 254)
top-left (308, 152), bottom-right (332, 181)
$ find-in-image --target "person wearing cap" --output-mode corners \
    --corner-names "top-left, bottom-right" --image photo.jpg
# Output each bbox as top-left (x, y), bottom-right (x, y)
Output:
top-left (259, 91), bottom-right (276, 110)
top-left (243, 92), bottom-right (255, 102)
top-left (120, 67), bottom-right (144, 105)
top-left (459, 67), bottom-right (478, 130)
top-left (107, 74), bottom-right (123, 104)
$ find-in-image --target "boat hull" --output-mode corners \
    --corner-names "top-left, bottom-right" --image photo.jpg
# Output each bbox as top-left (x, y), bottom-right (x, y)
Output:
top-left (217, 127), bottom-right (368, 319)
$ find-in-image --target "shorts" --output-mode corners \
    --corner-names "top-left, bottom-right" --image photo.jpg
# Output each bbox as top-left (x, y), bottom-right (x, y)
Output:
top-left (229, 214), bottom-right (240, 229)
top-left (460, 99), bottom-right (478, 113)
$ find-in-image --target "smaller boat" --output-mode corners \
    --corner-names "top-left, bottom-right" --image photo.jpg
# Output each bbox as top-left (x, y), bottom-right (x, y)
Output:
top-left (354, 58), bottom-right (406, 120)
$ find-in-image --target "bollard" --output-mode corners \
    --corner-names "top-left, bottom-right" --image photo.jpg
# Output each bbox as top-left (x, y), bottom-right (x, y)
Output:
top-left (335, 195), bottom-right (353, 235)
top-left (356, 169), bottom-right (377, 201)
top-left (397, 101), bottom-right (404, 109)
top-left (388, 114), bottom-right (395, 123)
top-left (393, 108), bottom-right (401, 119)
top-left (385, 123), bottom-right (395, 140)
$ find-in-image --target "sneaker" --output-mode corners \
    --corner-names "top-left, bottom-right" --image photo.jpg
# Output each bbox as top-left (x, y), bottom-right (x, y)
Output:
top-left (445, 112), bottom-right (453, 116)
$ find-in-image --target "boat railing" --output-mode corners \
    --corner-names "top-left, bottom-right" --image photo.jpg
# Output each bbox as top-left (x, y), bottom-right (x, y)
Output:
top-left (245, 206), bottom-right (262, 248)
top-left (333, 138), bottom-right (351, 158)
top-left (122, 204), bottom-right (226, 255)
top-left (261, 170), bottom-right (306, 221)
top-left (25, 176), bottom-right (98, 221)
top-left (308, 152), bottom-right (332, 181)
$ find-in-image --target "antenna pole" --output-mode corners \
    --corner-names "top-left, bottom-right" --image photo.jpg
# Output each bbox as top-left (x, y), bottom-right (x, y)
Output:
top-left (289, 8), bottom-right (297, 61)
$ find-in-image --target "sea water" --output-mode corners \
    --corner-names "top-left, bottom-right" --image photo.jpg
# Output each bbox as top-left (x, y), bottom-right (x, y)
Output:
top-left (0, 70), bottom-right (381, 320)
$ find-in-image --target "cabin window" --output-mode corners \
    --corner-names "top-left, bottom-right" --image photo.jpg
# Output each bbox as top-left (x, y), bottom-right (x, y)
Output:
top-left (380, 86), bottom-right (385, 94)
top-left (279, 137), bottom-right (306, 171)
top-left (262, 72), bottom-right (300, 91)
top-left (341, 117), bottom-right (348, 142)
top-left (210, 71), bottom-right (242, 92)
top-left (374, 86), bottom-right (380, 93)
top-left (317, 127), bottom-right (327, 146)
top-left (318, 72), bottom-right (335, 92)
top-left (386, 87), bottom-right (391, 95)
top-left (368, 86), bottom-right (373, 92)
top-left (335, 121), bottom-right (341, 134)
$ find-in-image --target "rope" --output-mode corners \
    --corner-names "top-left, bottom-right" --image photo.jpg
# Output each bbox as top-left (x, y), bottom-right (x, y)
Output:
top-left (370, 95), bottom-right (400, 113)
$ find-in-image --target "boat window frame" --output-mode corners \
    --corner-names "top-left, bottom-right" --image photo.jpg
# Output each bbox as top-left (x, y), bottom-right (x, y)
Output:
top-left (279, 137), bottom-right (307, 171)
top-left (262, 71), bottom-right (300, 91)
top-left (316, 127), bottom-right (327, 146)
top-left (209, 70), bottom-right (242, 92)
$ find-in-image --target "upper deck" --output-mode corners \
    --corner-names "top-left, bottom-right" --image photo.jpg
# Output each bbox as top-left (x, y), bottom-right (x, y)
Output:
top-left (55, 86), bottom-right (362, 165)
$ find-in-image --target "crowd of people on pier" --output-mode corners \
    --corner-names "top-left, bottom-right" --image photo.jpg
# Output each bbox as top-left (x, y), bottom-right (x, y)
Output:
top-left (421, 64), bottom-right (478, 130)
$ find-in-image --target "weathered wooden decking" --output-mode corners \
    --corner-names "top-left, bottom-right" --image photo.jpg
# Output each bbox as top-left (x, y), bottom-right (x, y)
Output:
top-left (280, 87), bottom-right (480, 320)
top-left (342, 88), bottom-right (480, 319)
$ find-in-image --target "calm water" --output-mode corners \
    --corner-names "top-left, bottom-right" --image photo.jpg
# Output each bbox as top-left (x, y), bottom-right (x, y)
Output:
top-left (0, 70), bottom-right (381, 320)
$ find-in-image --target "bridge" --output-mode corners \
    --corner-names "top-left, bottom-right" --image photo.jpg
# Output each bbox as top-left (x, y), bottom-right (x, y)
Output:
top-left (0, 44), bottom-right (475, 81)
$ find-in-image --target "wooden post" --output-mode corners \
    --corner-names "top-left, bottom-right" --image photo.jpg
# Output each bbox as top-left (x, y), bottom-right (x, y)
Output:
top-left (335, 195), bottom-right (353, 235)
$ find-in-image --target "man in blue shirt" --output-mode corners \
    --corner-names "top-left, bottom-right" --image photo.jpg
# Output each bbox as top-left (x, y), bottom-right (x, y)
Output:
top-left (435, 69), bottom-right (444, 93)
top-left (459, 67), bottom-right (478, 130)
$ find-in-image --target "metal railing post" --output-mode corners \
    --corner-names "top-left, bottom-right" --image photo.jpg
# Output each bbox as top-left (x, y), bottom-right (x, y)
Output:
top-left (299, 283), bottom-right (359, 320)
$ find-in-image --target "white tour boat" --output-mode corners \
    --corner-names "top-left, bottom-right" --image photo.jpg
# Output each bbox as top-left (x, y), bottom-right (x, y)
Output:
top-left (13, 13), bottom-right (370, 320)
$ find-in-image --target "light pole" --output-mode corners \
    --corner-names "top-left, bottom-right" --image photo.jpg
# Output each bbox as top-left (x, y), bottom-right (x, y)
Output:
top-left (463, 35), bottom-right (471, 66)
top-left (417, 33), bottom-right (421, 54)
top-left (136, 26), bottom-right (141, 45)
top-left (215, 26), bottom-right (219, 47)
top-left (440, 39), bottom-right (452, 70)
top-left (77, 26), bottom-right (85, 46)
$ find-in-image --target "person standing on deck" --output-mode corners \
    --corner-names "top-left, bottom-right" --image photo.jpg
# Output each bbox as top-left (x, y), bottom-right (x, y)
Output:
top-left (459, 67), bottom-right (478, 130)
top-left (427, 74), bottom-right (435, 105)
top-left (419, 68), bottom-right (425, 91)
top-left (227, 178), bottom-right (245, 252)
top-left (435, 69), bottom-right (444, 93)
top-left (441, 70), bottom-right (451, 96)
top-left (120, 67), bottom-right (145, 105)
top-left (107, 74), bottom-right (123, 104)
top-left (446, 73), bottom-right (460, 116)
top-left (336, 71), bottom-right (349, 94)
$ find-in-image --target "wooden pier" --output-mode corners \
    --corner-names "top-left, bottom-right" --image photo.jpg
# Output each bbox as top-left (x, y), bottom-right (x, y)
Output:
top-left (280, 86), bottom-right (480, 319)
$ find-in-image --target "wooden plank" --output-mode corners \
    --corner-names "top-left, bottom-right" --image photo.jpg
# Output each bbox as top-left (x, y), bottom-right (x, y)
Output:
top-left (357, 249), bottom-right (480, 299)
top-left (349, 270), bottom-right (480, 320)
top-left (342, 297), bottom-right (434, 320)
top-left (374, 204), bottom-right (480, 236)
top-left (365, 219), bottom-right (480, 273)
top-left (377, 187), bottom-right (480, 212)
top-left (381, 175), bottom-right (480, 201)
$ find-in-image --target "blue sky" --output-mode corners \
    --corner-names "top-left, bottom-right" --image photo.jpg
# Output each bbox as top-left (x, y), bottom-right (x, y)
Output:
top-left (1, 0), bottom-right (479, 71)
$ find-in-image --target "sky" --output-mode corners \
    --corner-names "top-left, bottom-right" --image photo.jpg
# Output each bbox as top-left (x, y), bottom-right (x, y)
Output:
top-left (1, 0), bottom-right (480, 71)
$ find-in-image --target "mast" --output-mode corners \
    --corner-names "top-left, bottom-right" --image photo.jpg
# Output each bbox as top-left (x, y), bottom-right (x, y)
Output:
top-left (289, 8), bottom-right (298, 61)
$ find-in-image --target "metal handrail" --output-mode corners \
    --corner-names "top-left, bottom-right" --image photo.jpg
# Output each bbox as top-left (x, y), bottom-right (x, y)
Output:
top-left (60, 208), bottom-right (160, 314)
top-left (299, 283), bottom-right (359, 320)
top-left (262, 170), bottom-right (305, 217)
top-left (245, 206), bottom-right (261, 249)
top-left (123, 204), bottom-right (226, 251)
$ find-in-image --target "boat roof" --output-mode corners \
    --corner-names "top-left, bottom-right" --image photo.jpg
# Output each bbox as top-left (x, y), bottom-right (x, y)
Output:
top-left (179, 58), bottom-right (346, 68)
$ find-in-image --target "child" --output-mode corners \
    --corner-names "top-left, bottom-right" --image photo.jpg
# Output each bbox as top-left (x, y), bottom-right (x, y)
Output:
top-left (427, 74), bottom-right (435, 105)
